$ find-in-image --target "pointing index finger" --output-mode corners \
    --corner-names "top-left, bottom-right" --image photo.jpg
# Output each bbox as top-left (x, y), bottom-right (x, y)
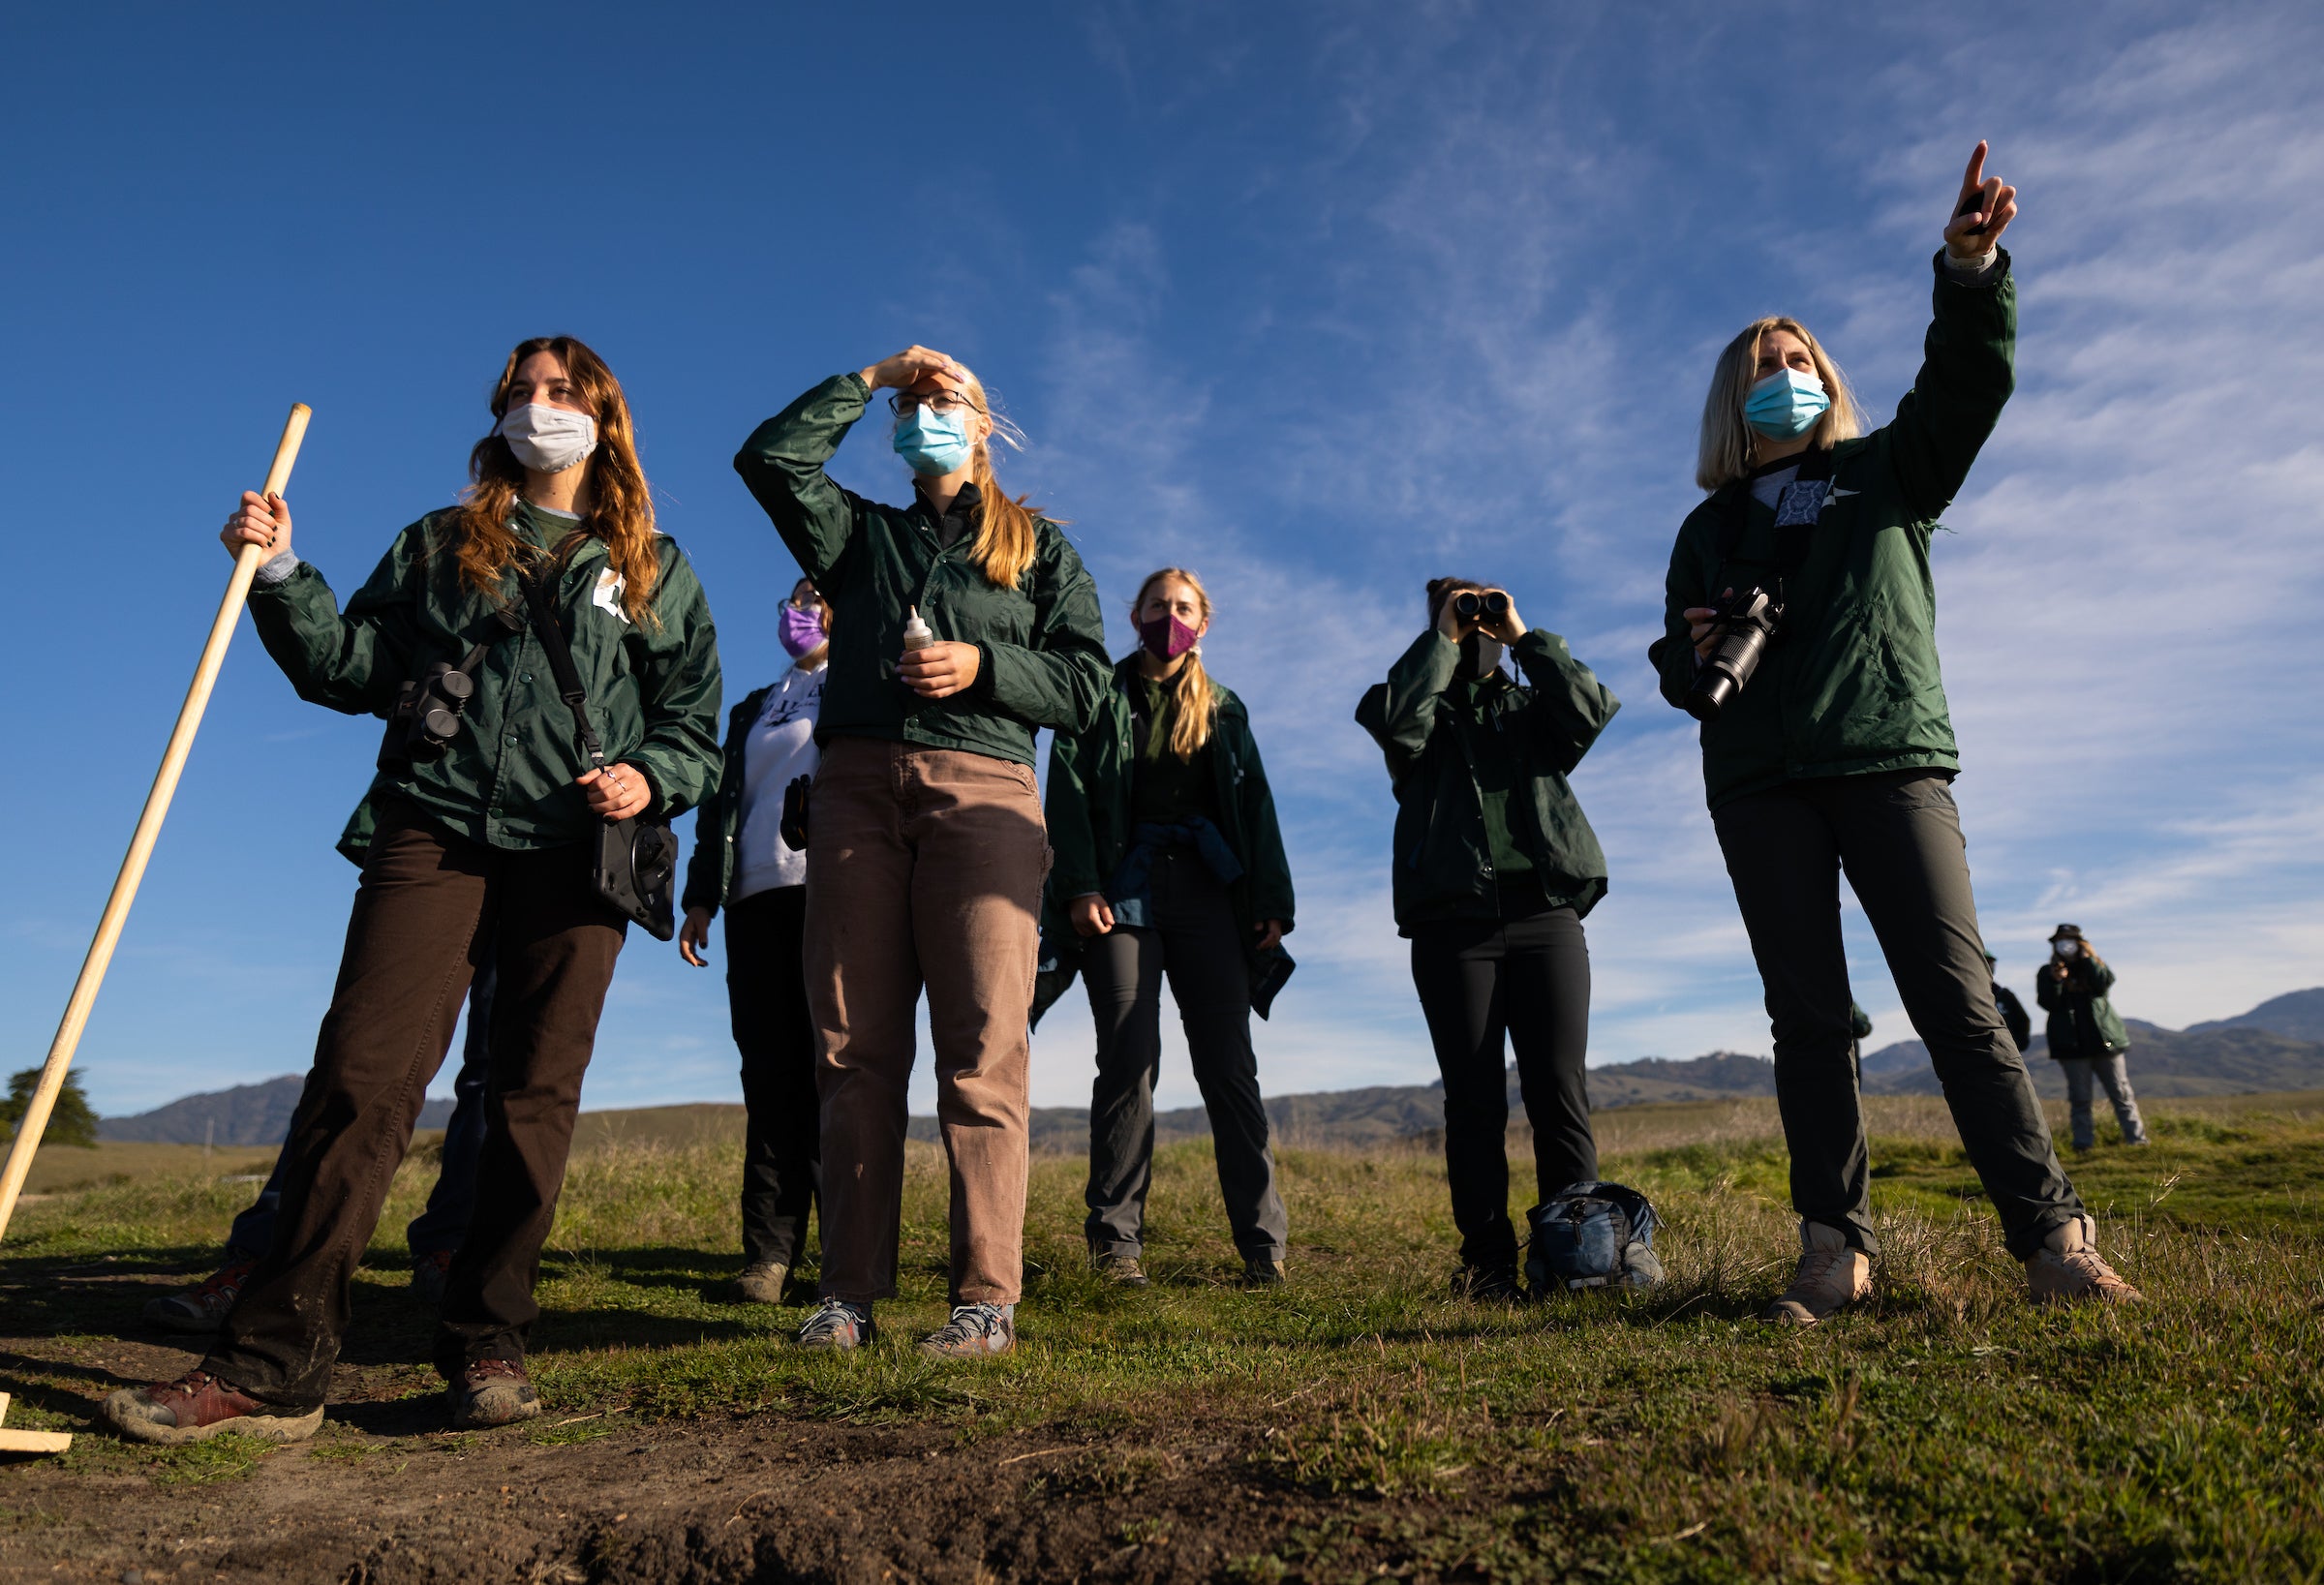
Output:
top-left (1960, 140), bottom-right (1989, 199)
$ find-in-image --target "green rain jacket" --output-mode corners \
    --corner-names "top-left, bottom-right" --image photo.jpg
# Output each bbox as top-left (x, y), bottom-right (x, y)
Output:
top-left (1650, 252), bottom-right (2017, 811)
top-left (249, 502), bottom-right (723, 850)
top-left (1355, 628), bottom-right (1619, 934)
top-left (1031, 657), bottom-right (1298, 1025)
top-left (733, 375), bottom-right (1111, 765)
top-left (2036, 958), bottom-right (2131, 1060)
top-left (678, 681), bottom-right (778, 916)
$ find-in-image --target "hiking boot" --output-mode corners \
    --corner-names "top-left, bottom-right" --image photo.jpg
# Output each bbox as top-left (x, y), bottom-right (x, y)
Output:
top-left (1091, 1252), bottom-right (1150, 1288)
top-left (448, 1358), bottom-right (539, 1428)
top-left (1452, 1265), bottom-right (1525, 1303)
top-left (140, 1256), bottom-right (259, 1334)
top-left (2025, 1214), bottom-right (2143, 1305)
top-left (1239, 1257), bottom-right (1287, 1290)
top-left (796, 1298), bottom-right (874, 1351)
top-left (1762, 1221), bottom-right (1873, 1326)
top-left (918, 1302), bottom-right (1015, 1358)
top-left (410, 1249), bottom-right (455, 1308)
top-left (736, 1260), bottom-right (789, 1304)
top-left (103, 1370), bottom-right (323, 1447)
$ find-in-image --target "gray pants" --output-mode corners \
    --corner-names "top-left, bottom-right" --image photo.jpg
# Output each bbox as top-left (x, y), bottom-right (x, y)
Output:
top-left (2062, 1054), bottom-right (2146, 1149)
top-left (1083, 847), bottom-right (1288, 1263)
top-left (1711, 772), bottom-right (2085, 1260)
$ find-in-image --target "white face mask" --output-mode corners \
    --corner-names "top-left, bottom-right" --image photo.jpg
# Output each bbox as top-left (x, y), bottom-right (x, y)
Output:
top-left (497, 404), bottom-right (598, 473)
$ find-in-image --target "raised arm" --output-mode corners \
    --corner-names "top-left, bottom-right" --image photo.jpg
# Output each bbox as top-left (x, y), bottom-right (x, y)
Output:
top-left (1887, 142), bottom-right (2020, 523)
top-left (733, 375), bottom-right (874, 586)
top-left (1510, 629), bottom-right (1620, 775)
top-left (1356, 628), bottom-right (1458, 777)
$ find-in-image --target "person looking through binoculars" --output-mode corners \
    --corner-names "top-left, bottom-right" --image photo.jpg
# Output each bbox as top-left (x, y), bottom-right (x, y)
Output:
top-left (736, 346), bottom-right (1109, 1358)
top-left (1649, 144), bottom-right (2136, 1322)
top-left (107, 335), bottom-right (723, 1446)
top-left (1358, 578), bottom-right (1618, 1300)
top-left (1034, 567), bottom-right (1297, 1291)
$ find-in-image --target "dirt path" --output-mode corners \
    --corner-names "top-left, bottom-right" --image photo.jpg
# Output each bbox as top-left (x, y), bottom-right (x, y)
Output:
top-left (0, 1329), bottom-right (1480, 1584)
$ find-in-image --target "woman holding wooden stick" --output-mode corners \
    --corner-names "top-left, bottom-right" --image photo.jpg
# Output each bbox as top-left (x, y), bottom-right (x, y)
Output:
top-left (106, 335), bottom-right (722, 1445)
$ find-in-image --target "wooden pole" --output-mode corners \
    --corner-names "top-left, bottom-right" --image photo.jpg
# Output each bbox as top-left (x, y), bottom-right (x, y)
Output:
top-left (0, 404), bottom-right (311, 1243)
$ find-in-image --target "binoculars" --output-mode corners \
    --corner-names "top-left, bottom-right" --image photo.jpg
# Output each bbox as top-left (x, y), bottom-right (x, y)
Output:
top-left (1452, 590), bottom-right (1510, 623)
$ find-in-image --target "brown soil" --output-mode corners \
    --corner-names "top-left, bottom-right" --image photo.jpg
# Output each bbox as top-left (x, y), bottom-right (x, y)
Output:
top-left (0, 1329), bottom-right (1501, 1585)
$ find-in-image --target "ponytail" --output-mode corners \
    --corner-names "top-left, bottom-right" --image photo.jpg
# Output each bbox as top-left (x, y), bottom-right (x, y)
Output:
top-left (948, 364), bottom-right (1047, 591)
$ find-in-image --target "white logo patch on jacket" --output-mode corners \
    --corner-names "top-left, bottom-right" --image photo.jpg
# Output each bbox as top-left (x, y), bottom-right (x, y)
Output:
top-left (593, 568), bottom-right (628, 624)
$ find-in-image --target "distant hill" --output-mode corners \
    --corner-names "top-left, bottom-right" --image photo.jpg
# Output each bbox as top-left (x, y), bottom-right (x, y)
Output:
top-left (1859, 1020), bottom-right (2324, 1099)
top-left (2186, 987), bottom-right (2324, 1042)
top-left (98, 1075), bottom-right (454, 1145)
top-left (102, 987), bottom-right (2324, 1148)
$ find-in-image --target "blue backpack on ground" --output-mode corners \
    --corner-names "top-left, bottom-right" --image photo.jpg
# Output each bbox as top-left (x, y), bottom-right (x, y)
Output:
top-left (1525, 1180), bottom-right (1664, 1293)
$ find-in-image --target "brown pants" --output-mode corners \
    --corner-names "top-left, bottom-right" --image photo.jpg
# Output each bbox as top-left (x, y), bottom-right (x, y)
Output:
top-left (204, 801), bottom-right (626, 1406)
top-left (806, 738), bottom-right (1047, 1305)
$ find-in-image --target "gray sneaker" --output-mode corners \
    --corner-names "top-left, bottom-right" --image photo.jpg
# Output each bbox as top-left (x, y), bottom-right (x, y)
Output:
top-left (796, 1298), bottom-right (874, 1350)
top-left (918, 1302), bottom-right (1015, 1358)
top-left (737, 1261), bottom-right (789, 1304)
top-left (1092, 1253), bottom-right (1149, 1288)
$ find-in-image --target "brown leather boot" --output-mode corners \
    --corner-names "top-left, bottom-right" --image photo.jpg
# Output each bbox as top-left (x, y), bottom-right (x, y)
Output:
top-left (2024, 1214), bottom-right (2142, 1304)
top-left (1761, 1221), bottom-right (1873, 1326)
top-left (104, 1371), bottom-right (324, 1446)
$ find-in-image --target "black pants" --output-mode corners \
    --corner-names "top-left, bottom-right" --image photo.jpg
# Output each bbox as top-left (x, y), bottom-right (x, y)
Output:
top-left (1712, 772), bottom-right (2083, 1258)
top-left (1083, 848), bottom-right (1287, 1261)
top-left (1410, 905), bottom-right (1596, 1272)
top-left (205, 801), bottom-right (626, 1406)
top-left (725, 885), bottom-right (821, 1268)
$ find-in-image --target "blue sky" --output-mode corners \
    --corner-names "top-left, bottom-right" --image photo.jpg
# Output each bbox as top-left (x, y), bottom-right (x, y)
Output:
top-left (6, 4), bottom-right (2318, 1119)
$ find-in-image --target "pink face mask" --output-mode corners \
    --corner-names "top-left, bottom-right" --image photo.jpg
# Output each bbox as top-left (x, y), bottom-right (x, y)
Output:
top-left (780, 603), bottom-right (826, 657)
top-left (1138, 612), bottom-right (1199, 660)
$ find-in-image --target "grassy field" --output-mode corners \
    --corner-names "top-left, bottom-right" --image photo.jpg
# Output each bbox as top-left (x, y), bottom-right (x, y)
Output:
top-left (1, 1091), bottom-right (2319, 1581)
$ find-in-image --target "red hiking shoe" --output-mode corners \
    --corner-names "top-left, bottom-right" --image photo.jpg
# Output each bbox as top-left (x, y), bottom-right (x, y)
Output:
top-left (103, 1370), bottom-right (323, 1446)
top-left (140, 1256), bottom-right (259, 1334)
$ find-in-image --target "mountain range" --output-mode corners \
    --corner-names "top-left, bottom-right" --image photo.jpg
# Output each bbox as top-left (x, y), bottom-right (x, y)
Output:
top-left (100, 988), bottom-right (2324, 1151)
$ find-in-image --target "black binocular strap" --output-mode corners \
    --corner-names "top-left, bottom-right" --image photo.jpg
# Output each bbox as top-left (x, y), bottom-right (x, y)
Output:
top-left (518, 564), bottom-right (607, 772)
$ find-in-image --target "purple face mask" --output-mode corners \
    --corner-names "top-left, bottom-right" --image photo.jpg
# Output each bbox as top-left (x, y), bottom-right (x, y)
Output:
top-left (780, 603), bottom-right (826, 657)
top-left (1138, 612), bottom-right (1199, 661)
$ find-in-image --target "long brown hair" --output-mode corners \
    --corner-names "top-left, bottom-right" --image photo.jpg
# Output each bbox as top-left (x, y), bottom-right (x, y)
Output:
top-left (1695, 316), bottom-right (1865, 491)
top-left (942, 363), bottom-right (1047, 591)
top-left (447, 336), bottom-right (659, 623)
top-left (1133, 568), bottom-right (1219, 758)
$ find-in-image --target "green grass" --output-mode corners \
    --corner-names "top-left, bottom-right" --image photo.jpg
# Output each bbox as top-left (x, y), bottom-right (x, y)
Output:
top-left (6, 1091), bottom-right (2322, 1580)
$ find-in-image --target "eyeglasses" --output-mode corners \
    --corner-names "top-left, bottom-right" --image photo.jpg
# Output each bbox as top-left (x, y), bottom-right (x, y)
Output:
top-left (888, 390), bottom-right (981, 417)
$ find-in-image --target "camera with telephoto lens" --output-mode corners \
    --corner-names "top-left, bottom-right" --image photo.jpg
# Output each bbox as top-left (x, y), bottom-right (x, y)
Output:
top-left (1452, 590), bottom-right (1510, 624)
top-left (1684, 584), bottom-right (1784, 722)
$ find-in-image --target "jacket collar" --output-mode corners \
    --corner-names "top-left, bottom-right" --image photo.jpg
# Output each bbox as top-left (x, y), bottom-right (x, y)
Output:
top-left (910, 477), bottom-right (984, 540)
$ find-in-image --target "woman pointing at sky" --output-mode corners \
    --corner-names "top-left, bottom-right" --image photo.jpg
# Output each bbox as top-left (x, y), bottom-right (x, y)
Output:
top-left (1649, 145), bottom-right (2138, 1322)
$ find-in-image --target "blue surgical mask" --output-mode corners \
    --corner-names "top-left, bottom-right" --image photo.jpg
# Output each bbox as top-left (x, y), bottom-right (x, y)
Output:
top-left (1745, 368), bottom-right (1831, 440)
top-left (892, 407), bottom-right (973, 475)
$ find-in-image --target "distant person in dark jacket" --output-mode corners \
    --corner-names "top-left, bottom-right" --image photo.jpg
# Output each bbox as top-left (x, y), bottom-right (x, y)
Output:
top-left (1986, 951), bottom-right (2032, 1053)
top-left (1036, 568), bottom-right (1296, 1291)
top-left (1357, 577), bottom-right (1619, 1301)
top-left (678, 578), bottom-right (832, 1305)
top-left (2036, 925), bottom-right (2147, 1150)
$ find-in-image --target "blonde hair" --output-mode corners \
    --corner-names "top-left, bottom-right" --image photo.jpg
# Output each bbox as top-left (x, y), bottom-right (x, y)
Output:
top-left (938, 364), bottom-right (1048, 591)
top-left (450, 336), bottom-right (661, 625)
top-left (1132, 567), bottom-right (1219, 758)
top-left (1696, 317), bottom-right (1864, 492)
